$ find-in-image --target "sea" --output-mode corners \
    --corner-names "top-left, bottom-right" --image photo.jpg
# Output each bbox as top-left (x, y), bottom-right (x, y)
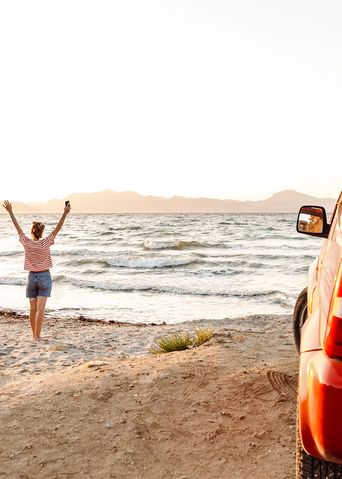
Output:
top-left (0, 213), bottom-right (324, 324)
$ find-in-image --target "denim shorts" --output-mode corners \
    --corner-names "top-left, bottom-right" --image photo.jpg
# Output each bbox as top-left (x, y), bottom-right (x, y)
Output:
top-left (26, 271), bottom-right (52, 298)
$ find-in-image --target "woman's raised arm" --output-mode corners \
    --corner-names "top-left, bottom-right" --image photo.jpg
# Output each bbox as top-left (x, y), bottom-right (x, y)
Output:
top-left (2, 201), bottom-right (23, 235)
top-left (52, 204), bottom-right (71, 237)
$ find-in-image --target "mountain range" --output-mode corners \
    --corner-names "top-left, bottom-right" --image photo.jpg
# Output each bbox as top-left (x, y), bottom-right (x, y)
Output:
top-left (0, 190), bottom-right (338, 214)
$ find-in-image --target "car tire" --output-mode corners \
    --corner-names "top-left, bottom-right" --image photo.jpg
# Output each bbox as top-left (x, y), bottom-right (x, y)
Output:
top-left (296, 409), bottom-right (342, 478)
top-left (293, 287), bottom-right (308, 353)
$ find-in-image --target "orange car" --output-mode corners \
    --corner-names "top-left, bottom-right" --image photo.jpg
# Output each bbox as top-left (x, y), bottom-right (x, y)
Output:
top-left (293, 191), bottom-right (342, 478)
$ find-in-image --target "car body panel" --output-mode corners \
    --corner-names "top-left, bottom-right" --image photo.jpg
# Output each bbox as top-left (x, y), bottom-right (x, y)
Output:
top-left (299, 350), bottom-right (342, 464)
top-left (306, 258), bottom-right (318, 317)
top-left (298, 191), bottom-right (342, 463)
top-left (300, 308), bottom-right (320, 352)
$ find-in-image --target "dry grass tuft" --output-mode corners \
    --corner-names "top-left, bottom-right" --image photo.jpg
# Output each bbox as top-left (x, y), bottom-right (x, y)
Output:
top-left (151, 328), bottom-right (214, 354)
top-left (150, 332), bottom-right (193, 354)
top-left (193, 328), bottom-right (214, 346)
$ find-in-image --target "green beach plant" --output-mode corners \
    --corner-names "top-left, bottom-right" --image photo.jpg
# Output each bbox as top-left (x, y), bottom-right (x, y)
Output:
top-left (193, 327), bottom-right (214, 346)
top-left (151, 328), bottom-right (214, 354)
top-left (150, 332), bottom-right (193, 354)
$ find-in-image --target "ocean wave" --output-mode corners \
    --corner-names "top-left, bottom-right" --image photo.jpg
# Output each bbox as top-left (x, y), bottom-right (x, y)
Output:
top-left (289, 265), bottom-right (310, 274)
top-left (0, 274), bottom-right (71, 285)
top-left (144, 239), bottom-right (204, 250)
top-left (201, 268), bottom-right (240, 276)
top-left (66, 278), bottom-right (290, 302)
top-left (219, 221), bottom-right (246, 226)
top-left (272, 293), bottom-right (294, 306)
top-left (254, 234), bottom-right (298, 240)
top-left (106, 256), bottom-right (196, 269)
top-left (0, 250), bottom-right (21, 257)
top-left (225, 253), bottom-right (316, 262)
top-left (97, 226), bottom-right (142, 235)
top-left (61, 258), bottom-right (108, 267)
top-left (0, 277), bottom-right (26, 286)
top-left (52, 274), bottom-right (68, 282)
top-left (59, 254), bottom-right (197, 269)
top-left (114, 226), bottom-right (142, 231)
top-left (278, 218), bottom-right (294, 223)
top-left (53, 248), bottom-right (109, 257)
top-left (58, 251), bottom-right (316, 272)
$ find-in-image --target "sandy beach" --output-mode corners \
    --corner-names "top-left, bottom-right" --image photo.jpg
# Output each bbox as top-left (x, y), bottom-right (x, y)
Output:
top-left (0, 311), bottom-right (298, 478)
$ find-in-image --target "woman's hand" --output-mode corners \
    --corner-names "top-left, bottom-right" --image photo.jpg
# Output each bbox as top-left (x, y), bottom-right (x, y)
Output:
top-left (3, 201), bottom-right (23, 234)
top-left (53, 203), bottom-right (71, 237)
top-left (2, 200), bottom-right (12, 213)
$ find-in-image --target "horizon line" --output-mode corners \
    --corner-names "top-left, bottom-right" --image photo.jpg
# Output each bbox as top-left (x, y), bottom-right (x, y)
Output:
top-left (5, 188), bottom-right (339, 205)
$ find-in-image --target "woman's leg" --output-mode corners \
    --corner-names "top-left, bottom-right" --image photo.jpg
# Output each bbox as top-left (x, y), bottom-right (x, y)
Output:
top-left (29, 298), bottom-right (38, 339)
top-left (35, 296), bottom-right (48, 340)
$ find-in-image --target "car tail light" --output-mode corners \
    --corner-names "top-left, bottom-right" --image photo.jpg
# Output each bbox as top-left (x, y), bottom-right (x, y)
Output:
top-left (325, 259), bottom-right (342, 358)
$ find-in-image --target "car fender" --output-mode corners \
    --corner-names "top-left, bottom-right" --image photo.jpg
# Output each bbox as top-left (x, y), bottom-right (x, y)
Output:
top-left (299, 350), bottom-right (342, 464)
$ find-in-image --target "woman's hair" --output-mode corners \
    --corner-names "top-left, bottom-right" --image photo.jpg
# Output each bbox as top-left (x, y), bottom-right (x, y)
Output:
top-left (31, 222), bottom-right (45, 240)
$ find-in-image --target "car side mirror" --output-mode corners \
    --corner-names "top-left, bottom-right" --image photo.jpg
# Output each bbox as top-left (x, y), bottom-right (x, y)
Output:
top-left (297, 205), bottom-right (329, 238)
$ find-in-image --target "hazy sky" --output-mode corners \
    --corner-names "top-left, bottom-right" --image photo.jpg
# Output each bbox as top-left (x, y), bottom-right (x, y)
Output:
top-left (1, 1), bottom-right (341, 202)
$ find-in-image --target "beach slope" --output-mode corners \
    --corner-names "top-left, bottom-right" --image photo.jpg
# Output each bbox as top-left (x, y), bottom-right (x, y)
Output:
top-left (0, 313), bottom-right (297, 479)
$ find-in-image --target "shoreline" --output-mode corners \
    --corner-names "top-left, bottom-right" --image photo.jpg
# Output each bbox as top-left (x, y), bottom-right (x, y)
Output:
top-left (0, 308), bottom-right (293, 383)
top-left (0, 306), bottom-right (292, 327)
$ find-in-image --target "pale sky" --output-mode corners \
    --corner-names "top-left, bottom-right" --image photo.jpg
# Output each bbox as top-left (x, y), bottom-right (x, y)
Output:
top-left (1, 0), bottom-right (341, 202)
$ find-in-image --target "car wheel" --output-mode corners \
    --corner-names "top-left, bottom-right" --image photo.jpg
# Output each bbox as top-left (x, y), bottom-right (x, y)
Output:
top-left (293, 287), bottom-right (308, 353)
top-left (296, 409), bottom-right (342, 478)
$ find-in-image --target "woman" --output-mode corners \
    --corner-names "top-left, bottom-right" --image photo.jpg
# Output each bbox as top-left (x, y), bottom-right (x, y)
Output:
top-left (2, 200), bottom-right (71, 341)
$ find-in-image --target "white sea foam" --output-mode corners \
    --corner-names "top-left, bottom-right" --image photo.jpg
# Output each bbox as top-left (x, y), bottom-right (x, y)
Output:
top-left (143, 239), bottom-right (203, 250)
top-left (106, 256), bottom-right (196, 269)
top-left (0, 277), bottom-right (25, 286)
top-left (53, 248), bottom-right (107, 256)
top-left (67, 277), bottom-right (291, 304)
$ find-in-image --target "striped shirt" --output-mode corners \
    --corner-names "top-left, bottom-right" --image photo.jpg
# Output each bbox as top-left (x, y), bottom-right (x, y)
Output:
top-left (19, 233), bottom-right (55, 272)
